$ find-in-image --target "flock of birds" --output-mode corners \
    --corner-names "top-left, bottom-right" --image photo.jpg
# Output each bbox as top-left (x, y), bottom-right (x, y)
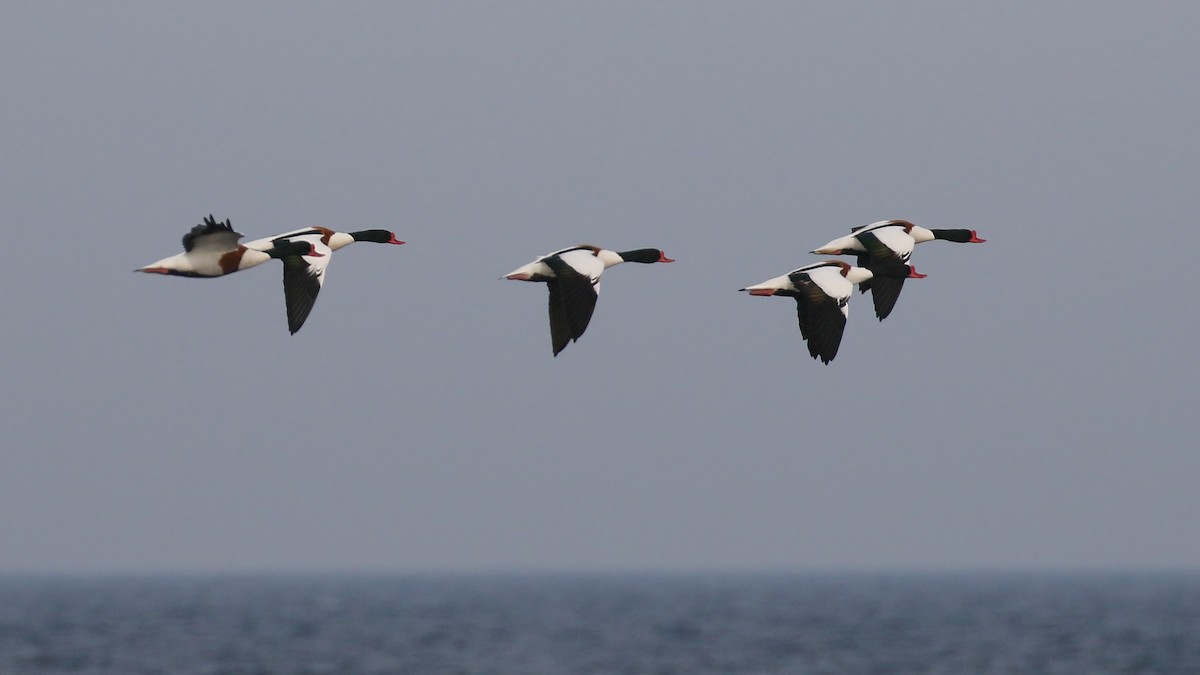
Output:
top-left (741, 221), bottom-right (985, 363)
top-left (137, 216), bottom-right (984, 362)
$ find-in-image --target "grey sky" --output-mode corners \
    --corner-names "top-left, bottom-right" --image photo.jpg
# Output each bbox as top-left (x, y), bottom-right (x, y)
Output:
top-left (2, 2), bottom-right (1198, 573)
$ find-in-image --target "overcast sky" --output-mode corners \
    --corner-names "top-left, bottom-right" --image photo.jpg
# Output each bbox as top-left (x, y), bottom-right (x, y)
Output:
top-left (2, 2), bottom-right (1198, 574)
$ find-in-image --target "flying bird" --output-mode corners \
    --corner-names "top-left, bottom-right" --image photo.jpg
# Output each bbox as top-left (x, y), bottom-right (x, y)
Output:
top-left (739, 260), bottom-right (925, 364)
top-left (810, 219), bottom-right (985, 320)
top-left (504, 245), bottom-right (675, 356)
top-left (242, 227), bottom-right (405, 334)
top-left (135, 215), bottom-right (320, 278)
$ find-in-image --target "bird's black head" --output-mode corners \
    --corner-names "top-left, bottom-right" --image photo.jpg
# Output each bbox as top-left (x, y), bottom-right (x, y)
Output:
top-left (351, 230), bottom-right (405, 245)
top-left (618, 248), bottom-right (674, 264)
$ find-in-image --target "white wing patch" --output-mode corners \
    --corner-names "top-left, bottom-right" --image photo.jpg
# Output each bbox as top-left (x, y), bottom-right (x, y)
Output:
top-left (872, 226), bottom-right (917, 261)
top-left (555, 249), bottom-right (606, 289)
top-left (305, 242), bottom-right (332, 287)
top-left (806, 265), bottom-right (854, 304)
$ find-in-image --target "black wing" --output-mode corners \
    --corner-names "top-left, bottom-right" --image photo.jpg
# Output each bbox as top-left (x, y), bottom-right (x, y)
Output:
top-left (281, 256), bottom-right (322, 335)
top-left (182, 214), bottom-right (242, 252)
top-left (546, 281), bottom-right (575, 356)
top-left (854, 253), bottom-right (873, 294)
top-left (855, 231), bottom-right (910, 321)
top-left (544, 256), bottom-right (599, 356)
top-left (866, 276), bottom-right (905, 321)
top-left (794, 282), bottom-right (847, 364)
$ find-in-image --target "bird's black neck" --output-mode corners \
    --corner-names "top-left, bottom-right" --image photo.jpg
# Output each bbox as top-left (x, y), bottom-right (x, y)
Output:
top-left (617, 248), bottom-right (663, 263)
top-left (349, 229), bottom-right (395, 243)
top-left (930, 229), bottom-right (975, 243)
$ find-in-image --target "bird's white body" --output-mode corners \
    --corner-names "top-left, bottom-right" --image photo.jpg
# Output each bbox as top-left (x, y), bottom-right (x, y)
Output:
top-left (504, 246), bottom-right (625, 294)
top-left (245, 228), bottom-right (355, 253)
top-left (812, 220), bottom-right (926, 262)
top-left (138, 248), bottom-right (276, 277)
top-left (741, 262), bottom-right (873, 318)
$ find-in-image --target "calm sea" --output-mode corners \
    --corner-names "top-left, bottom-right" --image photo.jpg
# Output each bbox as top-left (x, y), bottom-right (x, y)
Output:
top-left (1, 573), bottom-right (1197, 674)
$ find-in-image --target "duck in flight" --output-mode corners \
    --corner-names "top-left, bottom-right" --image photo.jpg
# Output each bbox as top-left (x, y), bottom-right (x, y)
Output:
top-left (242, 227), bottom-right (405, 334)
top-left (739, 260), bottom-right (925, 364)
top-left (810, 219), bottom-right (984, 320)
top-left (504, 245), bottom-right (675, 356)
top-left (135, 215), bottom-right (321, 278)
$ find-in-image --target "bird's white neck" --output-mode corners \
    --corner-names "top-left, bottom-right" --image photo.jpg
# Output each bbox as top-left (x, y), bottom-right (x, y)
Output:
top-left (596, 249), bottom-right (625, 268)
top-left (843, 266), bottom-right (874, 285)
top-left (328, 232), bottom-right (355, 250)
top-left (909, 225), bottom-right (935, 243)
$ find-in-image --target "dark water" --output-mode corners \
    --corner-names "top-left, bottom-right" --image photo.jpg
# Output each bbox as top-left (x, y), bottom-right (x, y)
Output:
top-left (2, 573), bottom-right (1198, 674)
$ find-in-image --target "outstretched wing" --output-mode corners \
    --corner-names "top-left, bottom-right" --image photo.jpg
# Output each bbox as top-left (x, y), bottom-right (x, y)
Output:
top-left (855, 230), bottom-right (911, 321)
top-left (794, 282), bottom-right (848, 364)
top-left (546, 281), bottom-right (575, 356)
top-left (866, 276), bottom-right (905, 321)
top-left (281, 257), bottom-right (323, 334)
top-left (544, 254), bottom-right (600, 356)
top-left (277, 236), bottom-right (332, 334)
